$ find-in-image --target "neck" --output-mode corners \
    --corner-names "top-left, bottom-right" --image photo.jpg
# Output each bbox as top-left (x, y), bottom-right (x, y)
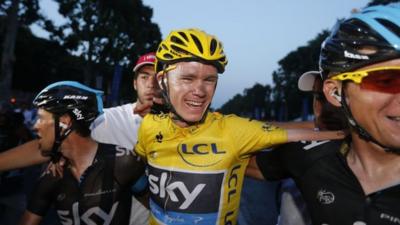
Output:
top-left (347, 132), bottom-right (400, 176)
top-left (347, 132), bottom-right (400, 194)
top-left (60, 132), bottom-right (98, 175)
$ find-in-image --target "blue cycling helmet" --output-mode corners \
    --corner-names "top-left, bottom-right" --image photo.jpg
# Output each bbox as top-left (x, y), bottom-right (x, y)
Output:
top-left (320, 3), bottom-right (400, 78)
top-left (33, 81), bottom-right (104, 162)
top-left (33, 81), bottom-right (103, 123)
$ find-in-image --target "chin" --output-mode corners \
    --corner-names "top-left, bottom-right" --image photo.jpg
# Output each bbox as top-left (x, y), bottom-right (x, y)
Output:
top-left (182, 113), bottom-right (203, 123)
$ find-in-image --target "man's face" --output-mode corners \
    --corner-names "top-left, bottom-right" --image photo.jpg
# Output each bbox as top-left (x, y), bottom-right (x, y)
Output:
top-left (346, 58), bottom-right (400, 148)
top-left (134, 65), bottom-right (156, 105)
top-left (33, 108), bottom-right (55, 152)
top-left (163, 61), bottom-right (218, 126)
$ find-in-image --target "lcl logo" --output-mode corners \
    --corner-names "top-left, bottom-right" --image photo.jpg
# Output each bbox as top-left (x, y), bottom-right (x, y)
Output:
top-left (178, 143), bottom-right (226, 167)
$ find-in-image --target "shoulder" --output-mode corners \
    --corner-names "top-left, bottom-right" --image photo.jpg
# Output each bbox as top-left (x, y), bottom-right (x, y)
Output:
top-left (207, 112), bottom-right (251, 127)
top-left (257, 140), bottom-right (343, 179)
top-left (274, 139), bottom-right (341, 156)
top-left (103, 103), bottom-right (136, 116)
top-left (33, 170), bottom-right (63, 194)
top-left (141, 113), bottom-right (170, 130)
top-left (142, 112), bottom-right (170, 122)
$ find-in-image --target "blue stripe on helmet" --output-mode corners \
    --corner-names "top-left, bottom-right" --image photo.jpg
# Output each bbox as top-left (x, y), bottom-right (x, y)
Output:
top-left (352, 3), bottom-right (400, 50)
top-left (35, 81), bottom-right (104, 114)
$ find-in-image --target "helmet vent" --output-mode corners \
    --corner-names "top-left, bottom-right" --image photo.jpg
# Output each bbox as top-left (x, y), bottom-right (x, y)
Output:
top-left (190, 34), bottom-right (204, 54)
top-left (376, 18), bottom-right (400, 38)
top-left (161, 43), bottom-right (169, 51)
top-left (171, 36), bottom-right (186, 46)
top-left (210, 39), bottom-right (217, 55)
top-left (178, 32), bottom-right (189, 42)
top-left (163, 53), bottom-right (173, 59)
top-left (171, 45), bottom-right (191, 56)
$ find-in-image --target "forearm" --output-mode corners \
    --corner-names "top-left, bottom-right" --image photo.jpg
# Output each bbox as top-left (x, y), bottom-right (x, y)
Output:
top-left (271, 121), bottom-right (315, 129)
top-left (0, 140), bottom-right (49, 171)
top-left (286, 129), bottom-right (344, 142)
top-left (245, 156), bottom-right (265, 180)
top-left (18, 211), bottom-right (42, 225)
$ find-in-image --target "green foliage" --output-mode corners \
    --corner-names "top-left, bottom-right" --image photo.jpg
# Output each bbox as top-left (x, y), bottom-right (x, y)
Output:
top-left (219, 83), bottom-right (273, 119)
top-left (1, 0), bottom-right (160, 104)
top-left (43, 0), bottom-right (161, 86)
top-left (218, 31), bottom-right (329, 121)
top-left (271, 30), bottom-right (329, 120)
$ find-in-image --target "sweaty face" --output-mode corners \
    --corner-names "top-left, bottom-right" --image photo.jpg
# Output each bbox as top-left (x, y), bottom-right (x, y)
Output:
top-left (33, 108), bottom-right (55, 152)
top-left (134, 65), bottom-right (156, 105)
top-left (346, 58), bottom-right (400, 148)
top-left (164, 61), bottom-right (218, 126)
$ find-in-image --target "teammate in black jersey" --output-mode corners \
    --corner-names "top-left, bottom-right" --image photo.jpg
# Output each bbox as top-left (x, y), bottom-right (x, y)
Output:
top-left (253, 4), bottom-right (400, 225)
top-left (19, 81), bottom-right (145, 225)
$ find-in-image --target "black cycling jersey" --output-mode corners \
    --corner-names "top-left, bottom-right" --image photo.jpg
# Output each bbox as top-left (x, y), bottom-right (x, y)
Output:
top-left (27, 143), bottom-right (145, 225)
top-left (256, 140), bottom-right (400, 225)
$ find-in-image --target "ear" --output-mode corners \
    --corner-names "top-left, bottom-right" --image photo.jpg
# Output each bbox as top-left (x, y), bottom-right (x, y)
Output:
top-left (323, 79), bottom-right (342, 107)
top-left (59, 114), bottom-right (72, 129)
top-left (133, 78), bottom-right (138, 91)
top-left (156, 72), bottom-right (166, 91)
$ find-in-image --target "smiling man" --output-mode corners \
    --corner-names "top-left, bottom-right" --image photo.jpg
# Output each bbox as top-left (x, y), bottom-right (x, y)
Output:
top-left (135, 28), bottom-right (344, 225)
top-left (246, 4), bottom-right (400, 225)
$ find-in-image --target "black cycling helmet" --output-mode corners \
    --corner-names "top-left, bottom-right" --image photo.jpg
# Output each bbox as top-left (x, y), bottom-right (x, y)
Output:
top-left (33, 81), bottom-right (103, 123)
top-left (320, 3), bottom-right (400, 78)
top-left (33, 81), bottom-right (103, 162)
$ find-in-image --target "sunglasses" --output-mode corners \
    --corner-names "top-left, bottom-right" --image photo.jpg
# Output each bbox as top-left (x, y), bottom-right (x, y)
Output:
top-left (330, 66), bottom-right (400, 94)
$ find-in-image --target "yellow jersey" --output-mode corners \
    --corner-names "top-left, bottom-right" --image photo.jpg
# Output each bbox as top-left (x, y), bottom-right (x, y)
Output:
top-left (135, 112), bottom-right (287, 225)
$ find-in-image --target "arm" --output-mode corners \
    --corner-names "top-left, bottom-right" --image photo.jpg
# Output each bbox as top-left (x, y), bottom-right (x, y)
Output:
top-left (271, 121), bottom-right (315, 129)
top-left (286, 129), bottom-right (345, 142)
top-left (91, 104), bottom-right (140, 149)
top-left (0, 140), bottom-right (49, 171)
top-left (18, 211), bottom-right (42, 225)
top-left (245, 156), bottom-right (265, 180)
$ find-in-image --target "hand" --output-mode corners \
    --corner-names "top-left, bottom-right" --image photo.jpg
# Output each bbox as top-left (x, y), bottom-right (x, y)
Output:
top-left (134, 101), bottom-right (153, 117)
top-left (134, 90), bottom-right (166, 117)
top-left (45, 157), bottom-right (66, 178)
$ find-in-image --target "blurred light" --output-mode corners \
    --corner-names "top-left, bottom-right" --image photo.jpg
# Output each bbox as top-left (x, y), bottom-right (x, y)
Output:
top-left (10, 97), bottom-right (16, 104)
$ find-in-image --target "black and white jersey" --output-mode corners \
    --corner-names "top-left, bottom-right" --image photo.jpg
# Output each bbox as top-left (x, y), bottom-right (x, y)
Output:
top-left (27, 143), bottom-right (145, 225)
top-left (256, 140), bottom-right (400, 225)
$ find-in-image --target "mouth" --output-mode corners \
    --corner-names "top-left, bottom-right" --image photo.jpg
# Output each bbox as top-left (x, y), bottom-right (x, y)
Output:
top-left (185, 100), bottom-right (205, 109)
top-left (387, 116), bottom-right (400, 122)
top-left (143, 93), bottom-right (155, 100)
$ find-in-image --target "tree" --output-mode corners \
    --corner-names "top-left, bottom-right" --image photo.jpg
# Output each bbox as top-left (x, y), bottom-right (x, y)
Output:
top-left (271, 31), bottom-right (329, 120)
top-left (0, 0), bottom-right (41, 100)
top-left (43, 0), bottom-right (161, 86)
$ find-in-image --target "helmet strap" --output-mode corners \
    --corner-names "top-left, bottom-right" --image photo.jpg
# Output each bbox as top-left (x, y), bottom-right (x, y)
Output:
top-left (44, 115), bottom-right (74, 162)
top-left (340, 85), bottom-right (400, 154)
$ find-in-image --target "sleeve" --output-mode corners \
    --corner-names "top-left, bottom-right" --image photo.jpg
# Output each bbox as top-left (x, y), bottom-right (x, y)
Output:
top-left (90, 104), bottom-right (141, 149)
top-left (226, 116), bottom-right (288, 157)
top-left (115, 148), bottom-right (146, 186)
top-left (256, 140), bottom-right (340, 180)
top-left (256, 148), bottom-right (290, 180)
top-left (26, 173), bottom-right (59, 216)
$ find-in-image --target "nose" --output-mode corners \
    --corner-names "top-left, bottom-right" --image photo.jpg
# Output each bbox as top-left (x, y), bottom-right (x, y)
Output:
top-left (192, 80), bottom-right (206, 97)
top-left (146, 76), bottom-right (155, 88)
top-left (33, 119), bottom-right (40, 133)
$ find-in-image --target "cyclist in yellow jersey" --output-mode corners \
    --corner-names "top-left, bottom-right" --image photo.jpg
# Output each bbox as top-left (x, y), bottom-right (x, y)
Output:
top-left (135, 28), bottom-right (344, 225)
